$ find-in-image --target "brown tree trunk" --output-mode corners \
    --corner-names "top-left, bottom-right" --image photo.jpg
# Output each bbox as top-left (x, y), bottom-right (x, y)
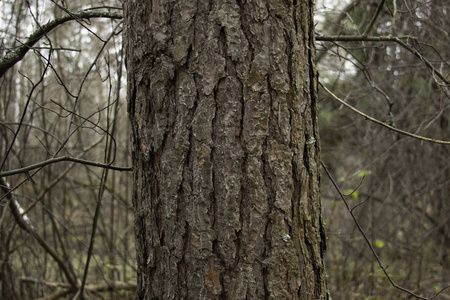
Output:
top-left (124, 0), bottom-right (328, 299)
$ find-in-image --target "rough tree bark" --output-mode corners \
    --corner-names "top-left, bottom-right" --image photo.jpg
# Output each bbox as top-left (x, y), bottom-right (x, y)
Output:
top-left (125, 0), bottom-right (328, 299)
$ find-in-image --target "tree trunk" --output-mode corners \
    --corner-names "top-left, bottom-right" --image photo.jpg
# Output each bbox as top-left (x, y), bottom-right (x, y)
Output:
top-left (124, 0), bottom-right (328, 299)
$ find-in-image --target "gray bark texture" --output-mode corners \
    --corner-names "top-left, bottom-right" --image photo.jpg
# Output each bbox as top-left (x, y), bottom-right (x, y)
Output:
top-left (124, 0), bottom-right (328, 299)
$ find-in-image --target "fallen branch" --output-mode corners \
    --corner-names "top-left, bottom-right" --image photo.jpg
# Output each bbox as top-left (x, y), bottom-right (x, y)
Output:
top-left (20, 276), bottom-right (137, 300)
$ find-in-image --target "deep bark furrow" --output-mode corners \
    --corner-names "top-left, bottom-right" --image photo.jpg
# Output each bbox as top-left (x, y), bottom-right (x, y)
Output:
top-left (125, 0), bottom-right (328, 298)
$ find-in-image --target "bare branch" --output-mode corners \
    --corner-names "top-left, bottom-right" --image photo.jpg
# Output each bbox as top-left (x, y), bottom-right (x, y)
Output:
top-left (0, 177), bottom-right (78, 290)
top-left (76, 51), bottom-right (125, 298)
top-left (315, 0), bottom-right (361, 63)
top-left (320, 82), bottom-right (450, 145)
top-left (321, 161), bottom-right (450, 300)
top-left (0, 50), bottom-right (52, 172)
top-left (0, 10), bottom-right (122, 78)
top-left (0, 156), bottom-right (132, 178)
top-left (316, 34), bottom-right (412, 42)
top-left (362, 0), bottom-right (386, 36)
top-left (316, 35), bottom-right (449, 86)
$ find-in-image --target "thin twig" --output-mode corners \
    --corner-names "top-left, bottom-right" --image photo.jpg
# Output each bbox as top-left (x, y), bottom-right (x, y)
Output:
top-left (316, 34), bottom-right (412, 42)
top-left (319, 82), bottom-right (450, 145)
top-left (0, 11), bottom-right (122, 78)
top-left (75, 47), bottom-right (124, 299)
top-left (1, 177), bottom-right (78, 290)
top-left (0, 156), bottom-right (132, 177)
top-left (0, 48), bottom-right (52, 172)
top-left (315, 35), bottom-right (449, 86)
top-left (321, 161), bottom-right (450, 299)
top-left (362, 0), bottom-right (386, 36)
top-left (66, 22), bottom-right (123, 138)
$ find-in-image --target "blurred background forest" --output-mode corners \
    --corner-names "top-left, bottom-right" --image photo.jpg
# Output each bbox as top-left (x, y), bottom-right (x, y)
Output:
top-left (0, 0), bottom-right (448, 299)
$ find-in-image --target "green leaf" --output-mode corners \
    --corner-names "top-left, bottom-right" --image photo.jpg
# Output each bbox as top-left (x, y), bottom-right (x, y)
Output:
top-left (343, 189), bottom-right (359, 199)
top-left (358, 170), bottom-right (372, 178)
top-left (375, 239), bottom-right (385, 249)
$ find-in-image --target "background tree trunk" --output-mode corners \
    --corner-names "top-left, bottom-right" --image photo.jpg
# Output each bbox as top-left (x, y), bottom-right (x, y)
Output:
top-left (124, 0), bottom-right (328, 298)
